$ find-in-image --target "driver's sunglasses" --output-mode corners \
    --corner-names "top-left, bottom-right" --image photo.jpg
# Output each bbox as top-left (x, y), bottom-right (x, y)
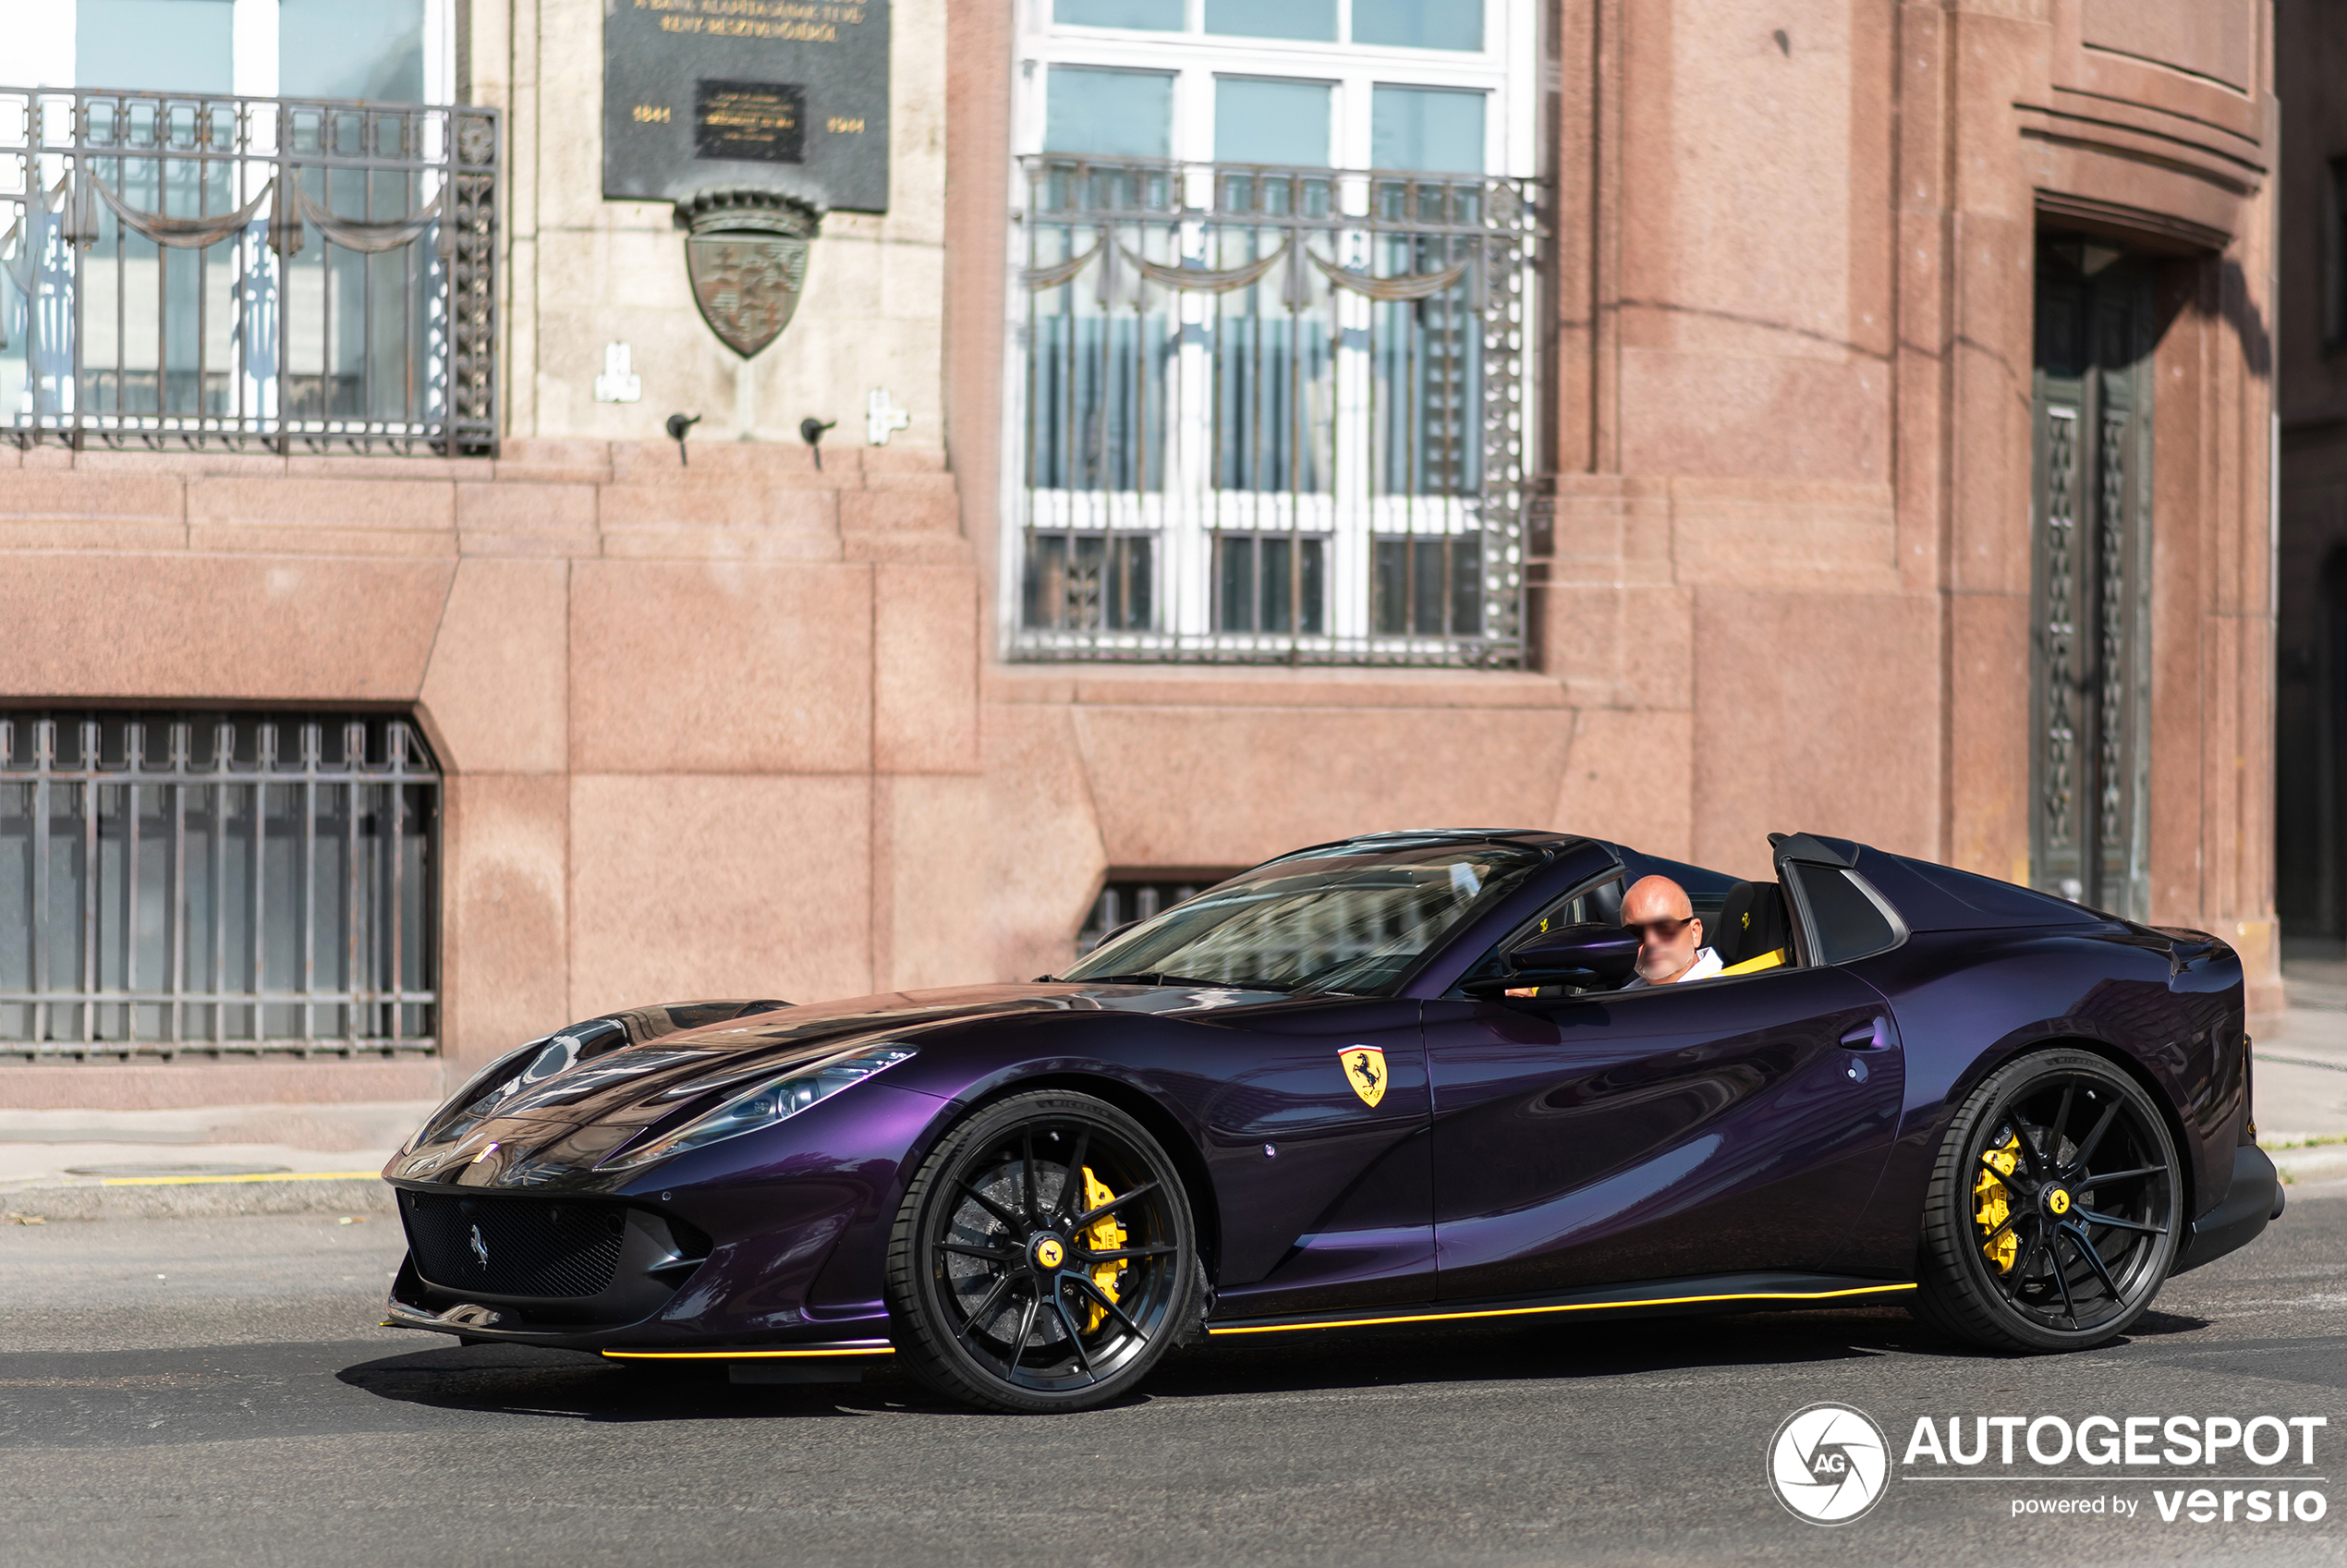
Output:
top-left (1623, 915), bottom-right (1695, 942)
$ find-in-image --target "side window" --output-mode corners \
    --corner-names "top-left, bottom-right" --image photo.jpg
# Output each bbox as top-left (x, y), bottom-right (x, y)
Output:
top-left (1788, 866), bottom-right (1903, 966)
top-left (1539, 876), bottom-right (1621, 931)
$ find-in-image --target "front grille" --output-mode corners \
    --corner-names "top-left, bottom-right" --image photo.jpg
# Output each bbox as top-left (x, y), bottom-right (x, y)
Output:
top-left (400, 1191), bottom-right (626, 1298)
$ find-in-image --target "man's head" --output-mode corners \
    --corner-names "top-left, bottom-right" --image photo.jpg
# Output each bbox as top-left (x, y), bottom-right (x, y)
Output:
top-left (1622, 874), bottom-right (1704, 984)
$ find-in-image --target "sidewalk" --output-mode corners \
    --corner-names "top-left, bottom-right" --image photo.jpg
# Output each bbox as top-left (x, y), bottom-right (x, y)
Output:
top-left (2259, 943), bottom-right (2347, 1185)
top-left (0, 1100), bottom-right (426, 1221)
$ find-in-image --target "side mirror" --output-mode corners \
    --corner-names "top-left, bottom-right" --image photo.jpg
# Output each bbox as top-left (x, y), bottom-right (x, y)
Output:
top-left (1464, 922), bottom-right (1641, 993)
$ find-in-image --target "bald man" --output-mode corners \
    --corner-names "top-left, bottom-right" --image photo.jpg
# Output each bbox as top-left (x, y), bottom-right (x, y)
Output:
top-left (1619, 874), bottom-right (1722, 988)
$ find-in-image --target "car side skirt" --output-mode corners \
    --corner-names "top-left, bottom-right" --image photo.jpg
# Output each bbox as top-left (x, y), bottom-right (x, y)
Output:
top-left (599, 1341), bottom-right (894, 1362)
top-left (1203, 1271), bottom-right (1917, 1336)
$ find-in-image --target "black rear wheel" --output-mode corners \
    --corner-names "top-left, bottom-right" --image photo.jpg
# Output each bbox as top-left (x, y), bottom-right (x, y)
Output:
top-left (1914, 1048), bottom-right (2183, 1352)
top-left (885, 1089), bottom-right (1198, 1413)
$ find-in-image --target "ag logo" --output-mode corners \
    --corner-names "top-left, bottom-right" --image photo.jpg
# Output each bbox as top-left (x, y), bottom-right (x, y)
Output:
top-left (1767, 1403), bottom-right (1889, 1525)
top-left (1341, 1047), bottom-right (1387, 1109)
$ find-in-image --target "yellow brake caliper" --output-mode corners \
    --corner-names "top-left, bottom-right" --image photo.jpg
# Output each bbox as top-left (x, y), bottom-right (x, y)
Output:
top-left (1077, 1166), bottom-right (1127, 1331)
top-left (1974, 1131), bottom-right (2021, 1273)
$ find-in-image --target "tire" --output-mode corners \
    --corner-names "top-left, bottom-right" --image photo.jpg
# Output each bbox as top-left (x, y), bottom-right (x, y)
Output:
top-left (884, 1089), bottom-right (1199, 1413)
top-left (1914, 1048), bottom-right (2183, 1352)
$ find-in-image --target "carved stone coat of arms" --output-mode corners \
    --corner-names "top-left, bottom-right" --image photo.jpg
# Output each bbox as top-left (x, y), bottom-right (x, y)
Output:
top-left (676, 189), bottom-right (820, 359)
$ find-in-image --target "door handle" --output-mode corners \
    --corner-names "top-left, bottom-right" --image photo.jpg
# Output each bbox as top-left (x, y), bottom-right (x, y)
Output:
top-left (1841, 1019), bottom-right (1886, 1050)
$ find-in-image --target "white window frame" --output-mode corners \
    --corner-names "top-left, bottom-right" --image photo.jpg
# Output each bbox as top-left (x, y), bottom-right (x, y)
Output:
top-left (1003, 0), bottom-right (1542, 664)
top-left (0, 0), bottom-right (457, 105)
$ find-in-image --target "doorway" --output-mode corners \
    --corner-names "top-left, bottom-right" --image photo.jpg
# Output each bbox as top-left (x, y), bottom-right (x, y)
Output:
top-left (2029, 236), bottom-right (2155, 918)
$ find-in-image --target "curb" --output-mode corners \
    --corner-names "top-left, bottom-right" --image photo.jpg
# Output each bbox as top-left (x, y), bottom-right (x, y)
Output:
top-left (2269, 1146), bottom-right (2347, 1186)
top-left (3, 1174), bottom-right (394, 1222)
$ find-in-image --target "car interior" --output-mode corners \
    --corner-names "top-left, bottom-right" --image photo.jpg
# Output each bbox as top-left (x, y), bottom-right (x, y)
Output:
top-left (1484, 848), bottom-right (1806, 998)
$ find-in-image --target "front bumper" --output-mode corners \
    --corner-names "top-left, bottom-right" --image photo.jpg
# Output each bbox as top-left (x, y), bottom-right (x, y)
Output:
top-left (381, 1179), bottom-right (894, 1352)
top-left (2171, 1143), bottom-right (2282, 1274)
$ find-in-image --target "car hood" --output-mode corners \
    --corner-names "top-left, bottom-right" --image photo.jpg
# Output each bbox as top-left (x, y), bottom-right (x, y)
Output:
top-left (386, 980), bottom-right (1291, 1185)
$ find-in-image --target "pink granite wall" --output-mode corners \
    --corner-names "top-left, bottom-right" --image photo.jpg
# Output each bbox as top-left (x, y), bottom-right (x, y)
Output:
top-left (0, 0), bottom-right (2284, 1109)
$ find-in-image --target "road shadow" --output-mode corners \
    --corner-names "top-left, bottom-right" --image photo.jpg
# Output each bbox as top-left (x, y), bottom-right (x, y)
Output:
top-left (335, 1342), bottom-right (903, 1422)
top-left (337, 1304), bottom-right (2045, 1422)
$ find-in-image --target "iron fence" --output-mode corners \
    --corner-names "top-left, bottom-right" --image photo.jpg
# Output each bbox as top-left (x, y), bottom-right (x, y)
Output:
top-left (0, 712), bottom-right (440, 1061)
top-left (0, 86), bottom-right (496, 456)
top-left (1014, 155), bottom-right (1538, 667)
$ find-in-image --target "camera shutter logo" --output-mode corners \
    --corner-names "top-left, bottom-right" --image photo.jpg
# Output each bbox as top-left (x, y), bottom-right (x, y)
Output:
top-left (1767, 1403), bottom-right (1891, 1525)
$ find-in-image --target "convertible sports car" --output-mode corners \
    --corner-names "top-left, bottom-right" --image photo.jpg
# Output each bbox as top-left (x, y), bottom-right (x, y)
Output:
top-left (381, 829), bottom-right (2280, 1412)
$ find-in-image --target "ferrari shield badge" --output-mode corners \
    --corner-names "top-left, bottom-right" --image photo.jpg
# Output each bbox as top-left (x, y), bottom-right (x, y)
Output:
top-left (1342, 1046), bottom-right (1388, 1109)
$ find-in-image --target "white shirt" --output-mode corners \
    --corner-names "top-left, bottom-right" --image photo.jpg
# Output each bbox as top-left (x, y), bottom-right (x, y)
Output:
top-left (1621, 946), bottom-right (1722, 990)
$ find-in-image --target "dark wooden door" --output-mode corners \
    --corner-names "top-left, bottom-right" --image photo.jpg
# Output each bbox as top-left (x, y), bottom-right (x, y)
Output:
top-left (2031, 239), bottom-right (2154, 918)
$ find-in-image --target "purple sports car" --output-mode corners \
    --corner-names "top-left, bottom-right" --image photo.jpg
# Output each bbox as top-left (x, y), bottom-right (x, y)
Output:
top-left (381, 830), bottom-right (2278, 1412)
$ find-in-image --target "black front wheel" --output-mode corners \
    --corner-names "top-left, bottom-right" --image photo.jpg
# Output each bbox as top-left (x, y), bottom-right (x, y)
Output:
top-left (885, 1089), bottom-right (1198, 1413)
top-left (1914, 1048), bottom-right (2183, 1352)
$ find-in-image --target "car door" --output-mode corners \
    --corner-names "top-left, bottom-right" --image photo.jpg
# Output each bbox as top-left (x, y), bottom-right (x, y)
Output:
top-left (1424, 855), bottom-right (1905, 1301)
top-left (1191, 999), bottom-right (1436, 1319)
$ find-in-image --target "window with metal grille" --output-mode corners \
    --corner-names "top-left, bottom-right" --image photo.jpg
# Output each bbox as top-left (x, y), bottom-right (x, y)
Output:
top-left (1010, 2), bottom-right (1538, 668)
top-left (1, 5), bottom-right (496, 457)
top-left (0, 711), bottom-right (439, 1059)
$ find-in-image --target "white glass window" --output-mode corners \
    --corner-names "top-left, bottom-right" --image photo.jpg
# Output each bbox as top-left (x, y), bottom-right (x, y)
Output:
top-left (1047, 66), bottom-right (1174, 158)
top-left (1009, 0), bottom-right (1538, 665)
top-left (1204, 0), bottom-right (1337, 43)
top-left (1354, 0), bottom-right (1481, 52)
top-left (1371, 85), bottom-right (1483, 173)
top-left (279, 0), bottom-right (426, 103)
top-left (78, 0), bottom-right (236, 95)
top-left (1215, 78), bottom-right (1332, 166)
top-left (0, 0), bottom-right (451, 103)
top-left (1055, 0), bottom-right (1184, 29)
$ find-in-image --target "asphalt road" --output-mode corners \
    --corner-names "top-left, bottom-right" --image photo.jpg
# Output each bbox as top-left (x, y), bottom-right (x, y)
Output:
top-left (3, 1185), bottom-right (2344, 1568)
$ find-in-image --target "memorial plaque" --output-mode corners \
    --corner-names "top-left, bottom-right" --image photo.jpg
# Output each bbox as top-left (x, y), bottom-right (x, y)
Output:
top-left (603, 0), bottom-right (890, 213)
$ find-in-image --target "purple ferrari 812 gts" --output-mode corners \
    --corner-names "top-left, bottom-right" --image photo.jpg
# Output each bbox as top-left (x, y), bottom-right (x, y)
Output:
top-left (382, 830), bottom-right (2278, 1412)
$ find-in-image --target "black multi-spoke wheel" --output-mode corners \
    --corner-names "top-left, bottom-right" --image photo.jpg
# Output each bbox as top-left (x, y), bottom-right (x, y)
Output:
top-left (885, 1089), bottom-right (1198, 1413)
top-left (1914, 1048), bottom-right (2183, 1351)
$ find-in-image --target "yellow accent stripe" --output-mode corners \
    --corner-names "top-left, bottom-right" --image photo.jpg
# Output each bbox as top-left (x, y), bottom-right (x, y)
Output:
top-left (1204, 1282), bottom-right (1916, 1336)
top-left (601, 1346), bottom-right (894, 1362)
top-left (1718, 947), bottom-right (1789, 978)
top-left (99, 1170), bottom-right (380, 1186)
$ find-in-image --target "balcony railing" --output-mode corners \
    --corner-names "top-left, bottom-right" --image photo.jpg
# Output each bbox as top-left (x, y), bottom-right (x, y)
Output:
top-left (0, 87), bottom-right (496, 456)
top-left (1014, 156), bottom-right (1540, 668)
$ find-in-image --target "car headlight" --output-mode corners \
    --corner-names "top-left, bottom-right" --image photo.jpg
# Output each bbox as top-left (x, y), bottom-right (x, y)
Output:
top-left (598, 1042), bottom-right (918, 1171)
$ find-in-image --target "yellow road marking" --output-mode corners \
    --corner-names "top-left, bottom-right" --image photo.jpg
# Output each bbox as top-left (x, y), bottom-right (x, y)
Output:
top-left (98, 1171), bottom-right (380, 1186)
top-left (1205, 1282), bottom-right (1918, 1335)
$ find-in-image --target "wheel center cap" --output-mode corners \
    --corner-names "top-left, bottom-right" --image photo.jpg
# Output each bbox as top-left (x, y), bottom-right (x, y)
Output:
top-left (1029, 1234), bottom-right (1066, 1271)
top-left (2046, 1187), bottom-right (2073, 1216)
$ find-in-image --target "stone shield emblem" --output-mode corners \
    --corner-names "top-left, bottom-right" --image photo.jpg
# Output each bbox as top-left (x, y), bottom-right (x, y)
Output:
top-left (686, 233), bottom-right (810, 359)
top-left (1341, 1046), bottom-right (1387, 1109)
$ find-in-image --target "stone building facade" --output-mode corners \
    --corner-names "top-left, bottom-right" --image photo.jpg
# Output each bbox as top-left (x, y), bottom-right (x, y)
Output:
top-left (0, 0), bottom-right (2281, 1109)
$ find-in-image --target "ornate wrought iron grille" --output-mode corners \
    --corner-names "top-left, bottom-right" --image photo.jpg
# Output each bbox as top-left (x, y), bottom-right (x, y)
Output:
top-left (1012, 156), bottom-right (1539, 666)
top-left (0, 712), bottom-right (440, 1061)
top-left (0, 87), bottom-right (497, 456)
top-left (2029, 240), bottom-right (2152, 918)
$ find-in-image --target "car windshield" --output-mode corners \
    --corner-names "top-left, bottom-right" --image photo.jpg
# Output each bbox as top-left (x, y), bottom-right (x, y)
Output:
top-left (1060, 842), bottom-right (1550, 996)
